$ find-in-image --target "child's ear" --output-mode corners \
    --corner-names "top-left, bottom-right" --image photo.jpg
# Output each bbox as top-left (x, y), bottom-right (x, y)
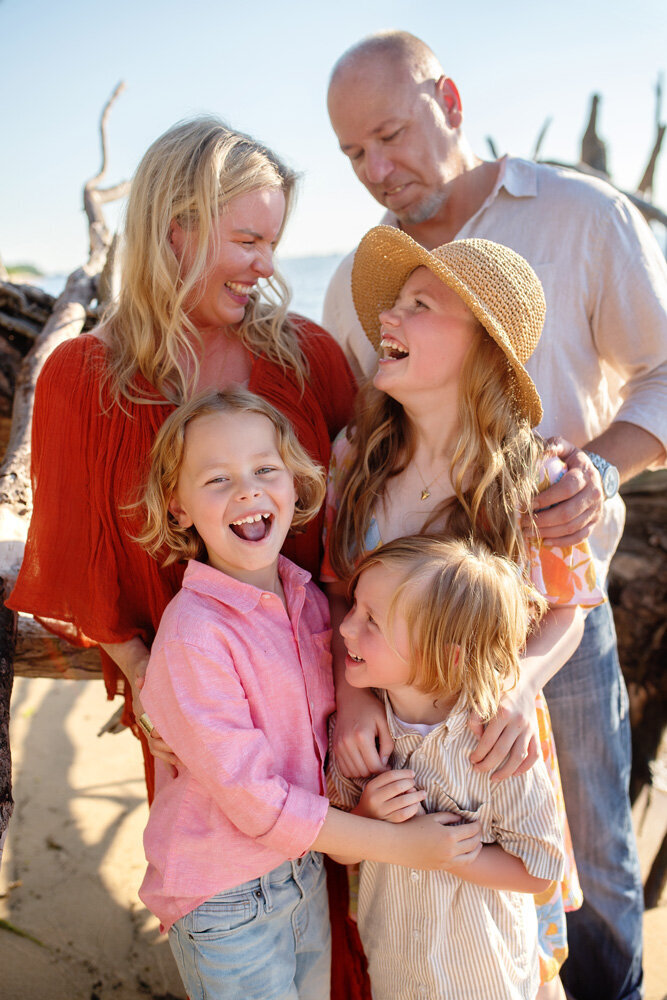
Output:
top-left (168, 495), bottom-right (194, 529)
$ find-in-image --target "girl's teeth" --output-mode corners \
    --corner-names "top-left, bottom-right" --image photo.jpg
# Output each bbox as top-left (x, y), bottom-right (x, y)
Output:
top-left (380, 337), bottom-right (409, 359)
top-left (226, 281), bottom-right (253, 294)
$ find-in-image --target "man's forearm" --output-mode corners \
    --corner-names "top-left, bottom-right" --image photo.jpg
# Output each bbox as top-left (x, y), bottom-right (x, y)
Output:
top-left (586, 420), bottom-right (665, 484)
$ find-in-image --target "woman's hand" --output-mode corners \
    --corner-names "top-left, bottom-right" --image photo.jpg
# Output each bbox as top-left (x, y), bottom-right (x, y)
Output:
top-left (333, 683), bottom-right (394, 777)
top-left (100, 638), bottom-right (180, 773)
top-left (468, 678), bottom-right (540, 782)
top-left (354, 770), bottom-right (426, 822)
top-left (133, 676), bottom-right (180, 773)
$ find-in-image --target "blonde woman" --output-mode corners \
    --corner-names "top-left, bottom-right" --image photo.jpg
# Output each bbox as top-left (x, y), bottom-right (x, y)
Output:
top-left (322, 228), bottom-right (605, 998)
top-left (9, 117), bottom-right (355, 799)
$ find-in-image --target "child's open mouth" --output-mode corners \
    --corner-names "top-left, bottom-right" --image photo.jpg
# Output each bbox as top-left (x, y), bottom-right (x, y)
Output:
top-left (229, 512), bottom-right (273, 541)
top-left (380, 336), bottom-right (409, 360)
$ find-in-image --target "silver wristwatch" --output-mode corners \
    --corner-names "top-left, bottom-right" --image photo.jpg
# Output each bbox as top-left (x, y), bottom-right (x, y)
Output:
top-left (585, 451), bottom-right (620, 500)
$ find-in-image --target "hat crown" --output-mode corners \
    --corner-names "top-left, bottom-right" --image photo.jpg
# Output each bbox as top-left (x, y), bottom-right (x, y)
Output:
top-left (428, 238), bottom-right (545, 363)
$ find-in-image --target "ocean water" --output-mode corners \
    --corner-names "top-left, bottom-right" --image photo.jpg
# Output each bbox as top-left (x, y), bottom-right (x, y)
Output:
top-left (34, 252), bottom-right (346, 329)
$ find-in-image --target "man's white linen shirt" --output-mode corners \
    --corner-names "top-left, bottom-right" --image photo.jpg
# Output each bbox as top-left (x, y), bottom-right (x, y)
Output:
top-left (322, 157), bottom-right (667, 577)
top-left (327, 692), bottom-right (565, 1000)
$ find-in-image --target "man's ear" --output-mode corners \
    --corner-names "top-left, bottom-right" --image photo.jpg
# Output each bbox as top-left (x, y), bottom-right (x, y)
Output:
top-left (168, 495), bottom-right (194, 528)
top-left (435, 76), bottom-right (463, 128)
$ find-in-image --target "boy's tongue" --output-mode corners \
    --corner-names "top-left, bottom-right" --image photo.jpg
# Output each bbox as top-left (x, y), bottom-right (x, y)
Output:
top-left (231, 517), bottom-right (269, 542)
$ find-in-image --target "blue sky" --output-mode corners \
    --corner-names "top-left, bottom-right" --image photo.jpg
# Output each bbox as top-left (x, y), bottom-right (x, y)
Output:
top-left (2, 0), bottom-right (666, 272)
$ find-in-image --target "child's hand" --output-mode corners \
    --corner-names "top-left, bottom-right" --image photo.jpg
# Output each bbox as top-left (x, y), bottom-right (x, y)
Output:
top-left (354, 770), bottom-right (426, 823)
top-left (402, 812), bottom-right (482, 871)
top-left (333, 685), bottom-right (394, 777)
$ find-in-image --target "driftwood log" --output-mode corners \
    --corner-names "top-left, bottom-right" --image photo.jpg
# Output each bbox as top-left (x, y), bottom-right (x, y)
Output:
top-left (0, 83), bottom-right (130, 840)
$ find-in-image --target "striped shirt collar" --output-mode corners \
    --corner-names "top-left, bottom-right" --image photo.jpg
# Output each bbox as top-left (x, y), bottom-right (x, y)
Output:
top-left (381, 689), bottom-right (470, 745)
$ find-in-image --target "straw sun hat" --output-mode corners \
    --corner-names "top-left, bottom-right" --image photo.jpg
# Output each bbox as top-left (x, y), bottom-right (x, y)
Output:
top-left (351, 226), bottom-right (546, 426)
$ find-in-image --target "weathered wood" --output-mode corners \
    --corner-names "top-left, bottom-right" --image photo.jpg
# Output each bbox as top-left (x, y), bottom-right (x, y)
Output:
top-left (0, 281), bottom-right (55, 326)
top-left (0, 83), bottom-right (130, 829)
top-left (0, 309), bottom-right (42, 340)
top-left (637, 124), bottom-right (666, 201)
top-left (637, 74), bottom-right (665, 201)
top-left (531, 118), bottom-right (552, 162)
top-left (644, 830), bottom-right (667, 909)
top-left (13, 615), bottom-right (102, 680)
top-left (0, 583), bottom-right (17, 837)
top-left (608, 471), bottom-right (667, 810)
top-left (580, 93), bottom-right (608, 174)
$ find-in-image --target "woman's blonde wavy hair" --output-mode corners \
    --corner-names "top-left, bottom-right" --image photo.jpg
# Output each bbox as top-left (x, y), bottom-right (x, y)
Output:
top-left (137, 388), bottom-right (326, 566)
top-left (104, 116), bottom-right (304, 405)
top-left (352, 536), bottom-right (546, 721)
top-left (329, 332), bottom-right (544, 582)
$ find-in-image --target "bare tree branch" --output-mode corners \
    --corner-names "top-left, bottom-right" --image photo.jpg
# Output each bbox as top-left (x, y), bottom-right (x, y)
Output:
top-left (532, 117), bottom-right (552, 162)
top-left (637, 76), bottom-right (666, 201)
top-left (83, 81), bottom-right (129, 267)
top-left (580, 93), bottom-right (608, 175)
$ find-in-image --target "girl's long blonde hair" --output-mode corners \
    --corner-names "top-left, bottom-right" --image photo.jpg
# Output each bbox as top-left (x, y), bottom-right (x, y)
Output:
top-left (137, 388), bottom-right (326, 566)
top-left (104, 117), bottom-right (305, 405)
top-left (353, 536), bottom-right (546, 721)
top-left (329, 334), bottom-right (543, 581)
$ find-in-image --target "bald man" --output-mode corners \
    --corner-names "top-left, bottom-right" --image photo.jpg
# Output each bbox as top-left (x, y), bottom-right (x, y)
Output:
top-left (323, 30), bottom-right (667, 1000)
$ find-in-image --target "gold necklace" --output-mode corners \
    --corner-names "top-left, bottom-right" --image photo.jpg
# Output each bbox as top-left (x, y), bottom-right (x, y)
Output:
top-left (415, 461), bottom-right (449, 501)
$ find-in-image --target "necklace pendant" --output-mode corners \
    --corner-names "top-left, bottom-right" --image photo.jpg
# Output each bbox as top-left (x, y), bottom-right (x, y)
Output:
top-left (420, 488), bottom-right (431, 501)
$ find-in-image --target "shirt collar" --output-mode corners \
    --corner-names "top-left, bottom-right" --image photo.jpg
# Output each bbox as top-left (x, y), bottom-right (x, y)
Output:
top-left (381, 689), bottom-right (469, 742)
top-left (493, 155), bottom-right (538, 200)
top-left (181, 555), bottom-right (311, 614)
top-left (380, 155), bottom-right (538, 233)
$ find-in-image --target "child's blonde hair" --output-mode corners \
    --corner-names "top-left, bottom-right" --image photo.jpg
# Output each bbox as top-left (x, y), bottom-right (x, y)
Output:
top-left (137, 389), bottom-right (326, 566)
top-left (352, 536), bottom-right (547, 721)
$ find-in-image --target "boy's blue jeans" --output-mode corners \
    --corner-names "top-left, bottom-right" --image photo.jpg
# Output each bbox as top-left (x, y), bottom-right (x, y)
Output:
top-left (544, 602), bottom-right (644, 1000)
top-left (169, 852), bottom-right (331, 1000)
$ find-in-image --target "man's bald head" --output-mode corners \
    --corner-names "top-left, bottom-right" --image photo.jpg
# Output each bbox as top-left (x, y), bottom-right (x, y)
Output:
top-left (327, 31), bottom-right (473, 232)
top-left (328, 30), bottom-right (443, 94)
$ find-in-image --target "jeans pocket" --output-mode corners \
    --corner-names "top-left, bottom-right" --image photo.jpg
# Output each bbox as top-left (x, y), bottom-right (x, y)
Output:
top-left (185, 889), bottom-right (261, 940)
top-left (309, 850), bottom-right (324, 872)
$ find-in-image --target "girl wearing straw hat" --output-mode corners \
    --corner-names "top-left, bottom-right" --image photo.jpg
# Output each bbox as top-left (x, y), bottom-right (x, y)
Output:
top-left (321, 226), bottom-right (605, 999)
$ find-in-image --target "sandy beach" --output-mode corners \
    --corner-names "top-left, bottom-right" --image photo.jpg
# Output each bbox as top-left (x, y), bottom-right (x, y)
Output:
top-left (1, 675), bottom-right (666, 1000)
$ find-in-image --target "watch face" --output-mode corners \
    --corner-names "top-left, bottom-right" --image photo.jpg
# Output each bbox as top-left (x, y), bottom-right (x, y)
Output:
top-left (603, 465), bottom-right (620, 499)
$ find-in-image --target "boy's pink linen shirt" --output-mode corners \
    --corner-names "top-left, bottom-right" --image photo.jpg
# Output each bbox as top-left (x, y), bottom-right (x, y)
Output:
top-left (139, 557), bottom-right (334, 930)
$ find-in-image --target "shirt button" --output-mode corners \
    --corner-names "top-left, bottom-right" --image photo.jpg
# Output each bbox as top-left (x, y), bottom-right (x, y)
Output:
top-left (412, 929), bottom-right (420, 940)
top-left (410, 870), bottom-right (419, 881)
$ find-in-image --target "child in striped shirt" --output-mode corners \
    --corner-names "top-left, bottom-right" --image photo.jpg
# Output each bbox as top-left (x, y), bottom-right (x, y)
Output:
top-left (327, 535), bottom-right (566, 1000)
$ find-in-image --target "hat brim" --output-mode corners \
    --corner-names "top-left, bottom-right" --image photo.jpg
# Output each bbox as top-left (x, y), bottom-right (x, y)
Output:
top-left (351, 226), bottom-right (544, 426)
